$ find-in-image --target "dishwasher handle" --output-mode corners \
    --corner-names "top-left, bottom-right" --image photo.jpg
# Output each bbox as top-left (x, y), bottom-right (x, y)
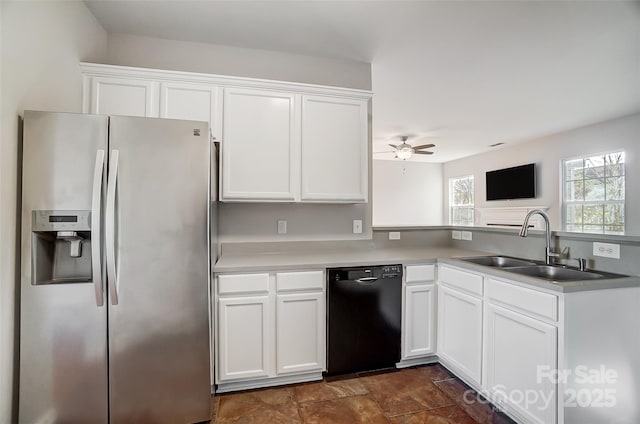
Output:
top-left (355, 277), bottom-right (379, 285)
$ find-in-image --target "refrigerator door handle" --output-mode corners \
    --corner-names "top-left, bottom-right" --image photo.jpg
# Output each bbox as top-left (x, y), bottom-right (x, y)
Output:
top-left (91, 150), bottom-right (105, 306)
top-left (106, 149), bottom-right (119, 305)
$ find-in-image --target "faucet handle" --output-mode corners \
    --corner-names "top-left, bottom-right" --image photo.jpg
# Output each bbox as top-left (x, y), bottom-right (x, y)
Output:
top-left (546, 248), bottom-right (561, 258)
top-left (559, 257), bottom-right (587, 271)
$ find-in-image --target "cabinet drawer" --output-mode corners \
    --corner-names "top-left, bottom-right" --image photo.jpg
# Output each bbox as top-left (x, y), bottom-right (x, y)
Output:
top-left (218, 273), bottom-right (270, 295)
top-left (276, 271), bottom-right (324, 292)
top-left (439, 266), bottom-right (483, 296)
top-left (405, 265), bottom-right (435, 283)
top-left (487, 278), bottom-right (558, 322)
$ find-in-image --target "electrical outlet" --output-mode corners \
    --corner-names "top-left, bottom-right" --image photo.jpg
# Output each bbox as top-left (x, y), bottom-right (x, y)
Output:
top-left (593, 242), bottom-right (620, 259)
top-left (461, 231), bottom-right (473, 241)
top-left (389, 232), bottom-right (401, 240)
top-left (277, 220), bottom-right (287, 235)
top-left (352, 219), bottom-right (363, 234)
top-left (452, 231), bottom-right (462, 240)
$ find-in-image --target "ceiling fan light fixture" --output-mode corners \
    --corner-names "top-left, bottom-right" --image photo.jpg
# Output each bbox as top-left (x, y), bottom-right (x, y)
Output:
top-left (396, 147), bottom-right (413, 160)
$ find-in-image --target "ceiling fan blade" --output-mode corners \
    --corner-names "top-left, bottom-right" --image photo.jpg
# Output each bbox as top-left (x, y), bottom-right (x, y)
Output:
top-left (412, 143), bottom-right (436, 150)
top-left (388, 144), bottom-right (399, 149)
top-left (414, 151), bottom-right (434, 155)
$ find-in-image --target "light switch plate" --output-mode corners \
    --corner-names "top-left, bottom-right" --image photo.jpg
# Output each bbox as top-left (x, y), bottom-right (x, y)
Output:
top-left (352, 220), bottom-right (363, 234)
top-left (461, 231), bottom-right (473, 241)
top-left (452, 231), bottom-right (462, 240)
top-left (389, 232), bottom-right (401, 240)
top-left (593, 242), bottom-right (620, 259)
top-left (277, 220), bottom-right (287, 235)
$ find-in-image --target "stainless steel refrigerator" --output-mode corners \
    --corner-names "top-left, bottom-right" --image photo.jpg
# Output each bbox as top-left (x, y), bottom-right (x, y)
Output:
top-left (19, 111), bottom-right (212, 423)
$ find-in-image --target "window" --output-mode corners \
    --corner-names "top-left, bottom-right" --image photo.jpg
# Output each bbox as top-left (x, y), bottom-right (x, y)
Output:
top-left (450, 175), bottom-right (474, 225)
top-left (563, 151), bottom-right (625, 234)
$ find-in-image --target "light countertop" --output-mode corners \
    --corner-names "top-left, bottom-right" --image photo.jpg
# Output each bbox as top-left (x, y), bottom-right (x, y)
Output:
top-left (214, 245), bottom-right (486, 272)
top-left (213, 242), bottom-right (640, 293)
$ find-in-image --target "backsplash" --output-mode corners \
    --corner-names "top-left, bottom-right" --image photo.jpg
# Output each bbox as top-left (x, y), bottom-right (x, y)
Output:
top-left (372, 227), bottom-right (640, 277)
top-left (451, 229), bottom-right (640, 276)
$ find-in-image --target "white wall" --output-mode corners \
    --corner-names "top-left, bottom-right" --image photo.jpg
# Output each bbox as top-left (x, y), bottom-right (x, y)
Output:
top-left (106, 32), bottom-right (372, 90)
top-left (0, 2), bottom-right (107, 421)
top-left (105, 32), bottom-right (374, 243)
top-left (443, 113), bottom-right (640, 234)
top-left (373, 159), bottom-right (443, 226)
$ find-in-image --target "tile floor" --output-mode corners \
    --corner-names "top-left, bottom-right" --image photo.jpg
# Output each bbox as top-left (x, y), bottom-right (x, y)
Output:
top-left (210, 364), bottom-right (518, 423)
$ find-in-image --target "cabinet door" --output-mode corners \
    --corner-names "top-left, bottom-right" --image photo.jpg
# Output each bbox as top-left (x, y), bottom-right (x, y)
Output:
top-left (218, 295), bottom-right (272, 381)
top-left (301, 95), bottom-right (368, 202)
top-left (159, 82), bottom-right (222, 141)
top-left (437, 285), bottom-right (483, 385)
top-left (88, 76), bottom-right (158, 117)
top-left (276, 291), bottom-right (325, 374)
top-left (221, 88), bottom-right (299, 201)
top-left (403, 284), bottom-right (436, 359)
top-left (485, 304), bottom-right (557, 424)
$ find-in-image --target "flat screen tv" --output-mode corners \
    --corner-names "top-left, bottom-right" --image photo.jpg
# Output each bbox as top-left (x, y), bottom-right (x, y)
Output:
top-left (486, 163), bottom-right (536, 201)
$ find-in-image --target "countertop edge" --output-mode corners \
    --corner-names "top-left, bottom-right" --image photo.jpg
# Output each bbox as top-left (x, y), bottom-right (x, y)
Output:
top-left (213, 248), bottom-right (640, 293)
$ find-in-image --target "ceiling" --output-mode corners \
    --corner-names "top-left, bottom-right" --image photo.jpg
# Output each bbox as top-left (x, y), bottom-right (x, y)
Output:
top-left (85, 0), bottom-right (640, 163)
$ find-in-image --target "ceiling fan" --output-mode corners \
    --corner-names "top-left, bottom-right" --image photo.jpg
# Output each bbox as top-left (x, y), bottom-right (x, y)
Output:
top-left (378, 136), bottom-right (436, 160)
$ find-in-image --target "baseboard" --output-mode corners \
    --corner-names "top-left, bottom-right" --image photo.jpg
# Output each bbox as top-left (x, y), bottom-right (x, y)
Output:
top-left (215, 371), bottom-right (323, 393)
top-left (396, 356), bottom-right (439, 369)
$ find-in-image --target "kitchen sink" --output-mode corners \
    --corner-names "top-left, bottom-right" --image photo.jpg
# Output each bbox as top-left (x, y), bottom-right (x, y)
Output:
top-left (501, 265), bottom-right (605, 281)
top-left (460, 256), bottom-right (537, 268)
top-left (459, 257), bottom-right (628, 282)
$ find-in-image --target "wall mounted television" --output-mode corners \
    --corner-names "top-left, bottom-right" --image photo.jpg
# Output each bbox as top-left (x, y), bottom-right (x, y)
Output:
top-left (486, 163), bottom-right (536, 201)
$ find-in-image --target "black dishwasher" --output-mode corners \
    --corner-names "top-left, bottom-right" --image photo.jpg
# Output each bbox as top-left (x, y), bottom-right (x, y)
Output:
top-left (326, 265), bottom-right (402, 375)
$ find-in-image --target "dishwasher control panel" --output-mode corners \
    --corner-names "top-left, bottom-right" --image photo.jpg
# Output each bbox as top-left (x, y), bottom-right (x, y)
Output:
top-left (329, 264), bottom-right (402, 281)
top-left (381, 265), bottom-right (401, 278)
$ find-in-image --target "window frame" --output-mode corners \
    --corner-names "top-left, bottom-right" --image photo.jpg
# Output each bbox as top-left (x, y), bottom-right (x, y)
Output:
top-left (561, 150), bottom-right (625, 235)
top-left (449, 175), bottom-right (475, 226)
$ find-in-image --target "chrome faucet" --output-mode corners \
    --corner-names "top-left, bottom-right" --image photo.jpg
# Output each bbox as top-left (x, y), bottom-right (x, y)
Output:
top-left (519, 209), bottom-right (560, 265)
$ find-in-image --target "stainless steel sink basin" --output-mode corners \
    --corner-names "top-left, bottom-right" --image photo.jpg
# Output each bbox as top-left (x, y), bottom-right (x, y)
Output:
top-left (504, 265), bottom-right (605, 281)
top-left (459, 256), bottom-right (628, 282)
top-left (460, 256), bottom-right (537, 268)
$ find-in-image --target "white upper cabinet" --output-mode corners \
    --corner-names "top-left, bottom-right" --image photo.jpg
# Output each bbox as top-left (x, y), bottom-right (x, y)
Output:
top-left (221, 88), bottom-right (299, 202)
top-left (87, 76), bottom-right (158, 117)
top-left (159, 82), bottom-right (223, 141)
top-left (301, 96), bottom-right (368, 202)
top-left (80, 63), bottom-right (371, 203)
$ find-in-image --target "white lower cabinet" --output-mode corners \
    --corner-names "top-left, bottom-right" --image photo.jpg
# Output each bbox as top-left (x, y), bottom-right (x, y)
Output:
top-left (402, 265), bottom-right (436, 361)
top-left (437, 266), bottom-right (560, 424)
top-left (437, 284), bottom-right (483, 386)
top-left (485, 303), bottom-right (557, 424)
top-left (218, 295), bottom-right (272, 381)
top-left (404, 284), bottom-right (436, 358)
top-left (276, 291), bottom-right (324, 374)
top-left (216, 270), bottom-right (325, 391)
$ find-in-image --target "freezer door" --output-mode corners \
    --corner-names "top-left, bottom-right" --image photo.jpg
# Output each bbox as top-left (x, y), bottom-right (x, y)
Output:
top-left (19, 111), bottom-right (109, 424)
top-left (107, 116), bottom-right (211, 423)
